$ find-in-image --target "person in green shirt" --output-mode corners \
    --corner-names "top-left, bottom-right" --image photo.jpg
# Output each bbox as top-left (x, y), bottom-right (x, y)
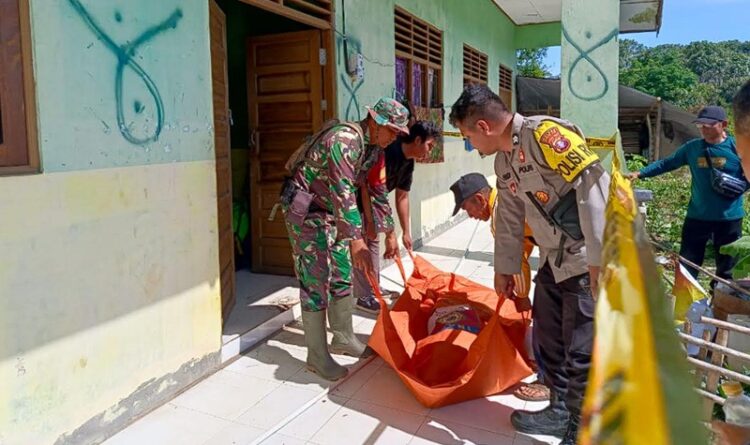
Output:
top-left (629, 106), bottom-right (745, 286)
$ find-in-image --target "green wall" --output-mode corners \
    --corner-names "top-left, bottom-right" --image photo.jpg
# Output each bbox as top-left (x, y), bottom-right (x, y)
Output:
top-left (334, 0), bottom-right (518, 122)
top-left (32, 0), bottom-right (214, 172)
top-left (515, 22), bottom-right (562, 49)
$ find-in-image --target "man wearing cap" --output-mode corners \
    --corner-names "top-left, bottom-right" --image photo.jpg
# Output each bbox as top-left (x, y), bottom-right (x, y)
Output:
top-left (449, 84), bottom-right (609, 444)
top-left (450, 173), bottom-right (548, 403)
top-left (629, 105), bottom-right (745, 285)
top-left (282, 97), bottom-right (409, 381)
top-left (353, 120), bottom-right (443, 313)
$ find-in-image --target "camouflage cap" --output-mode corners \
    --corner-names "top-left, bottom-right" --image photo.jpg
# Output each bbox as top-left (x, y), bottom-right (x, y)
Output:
top-left (366, 97), bottom-right (410, 135)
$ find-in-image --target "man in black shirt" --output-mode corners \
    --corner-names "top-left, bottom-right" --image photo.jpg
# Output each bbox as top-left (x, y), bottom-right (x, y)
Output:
top-left (354, 120), bottom-right (442, 313)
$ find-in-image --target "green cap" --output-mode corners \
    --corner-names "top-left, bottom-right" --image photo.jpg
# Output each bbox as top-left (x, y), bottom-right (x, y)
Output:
top-left (366, 97), bottom-right (410, 135)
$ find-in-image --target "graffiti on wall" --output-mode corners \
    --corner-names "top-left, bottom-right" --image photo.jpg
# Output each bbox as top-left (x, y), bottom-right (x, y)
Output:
top-left (68, 0), bottom-right (183, 145)
top-left (562, 26), bottom-right (618, 102)
top-left (340, 74), bottom-right (363, 121)
top-left (336, 33), bottom-right (364, 121)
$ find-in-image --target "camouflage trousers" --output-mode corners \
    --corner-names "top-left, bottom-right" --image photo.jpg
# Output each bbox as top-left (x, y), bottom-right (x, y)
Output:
top-left (284, 211), bottom-right (353, 312)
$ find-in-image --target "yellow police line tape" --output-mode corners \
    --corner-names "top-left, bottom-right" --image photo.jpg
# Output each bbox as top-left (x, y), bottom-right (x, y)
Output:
top-left (579, 155), bottom-right (707, 444)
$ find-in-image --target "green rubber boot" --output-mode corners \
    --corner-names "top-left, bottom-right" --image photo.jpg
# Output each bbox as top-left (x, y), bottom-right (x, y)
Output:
top-left (301, 310), bottom-right (348, 381)
top-left (328, 297), bottom-right (375, 358)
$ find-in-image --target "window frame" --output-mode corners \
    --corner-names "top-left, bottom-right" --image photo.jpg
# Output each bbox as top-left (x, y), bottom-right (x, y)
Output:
top-left (0, 0), bottom-right (39, 175)
top-left (498, 63), bottom-right (513, 109)
top-left (463, 44), bottom-right (488, 86)
top-left (394, 6), bottom-right (443, 109)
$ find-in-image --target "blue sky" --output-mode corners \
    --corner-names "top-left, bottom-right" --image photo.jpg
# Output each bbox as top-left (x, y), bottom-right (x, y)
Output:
top-left (543, 0), bottom-right (750, 76)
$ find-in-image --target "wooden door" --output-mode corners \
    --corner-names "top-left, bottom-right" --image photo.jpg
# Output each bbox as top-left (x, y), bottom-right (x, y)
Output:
top-left (247, 30), bottom-right (324, 275)
top-left (209, 0), bottom-right (235, 320)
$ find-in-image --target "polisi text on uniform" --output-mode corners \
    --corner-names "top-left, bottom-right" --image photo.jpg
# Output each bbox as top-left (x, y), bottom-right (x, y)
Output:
top-left (555, 144), bottom-right (595, 176)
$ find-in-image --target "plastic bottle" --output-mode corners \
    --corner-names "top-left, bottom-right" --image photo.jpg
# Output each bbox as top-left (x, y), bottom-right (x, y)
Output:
top-left (722, 381), bottom-right (750, 427)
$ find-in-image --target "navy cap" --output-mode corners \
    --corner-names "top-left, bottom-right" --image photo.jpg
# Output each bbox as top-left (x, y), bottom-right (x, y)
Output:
top-left (694, 105), bottom-right (727, 124)
top-left (450, 173), bottom-right (490, 216)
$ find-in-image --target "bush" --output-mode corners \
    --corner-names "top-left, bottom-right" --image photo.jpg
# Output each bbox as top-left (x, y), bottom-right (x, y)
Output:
top-left (635, 166), bottom-right (691, 253)
top-left (626, 154), bottom-right (649, 172)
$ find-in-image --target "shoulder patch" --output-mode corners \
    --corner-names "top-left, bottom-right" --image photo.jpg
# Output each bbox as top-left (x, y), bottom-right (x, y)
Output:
top-left (533, 121), bottom-right (599, 182)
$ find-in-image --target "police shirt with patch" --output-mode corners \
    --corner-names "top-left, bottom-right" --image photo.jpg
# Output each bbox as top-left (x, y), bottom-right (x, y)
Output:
top-left (493, 114), bottom-right (610, 283)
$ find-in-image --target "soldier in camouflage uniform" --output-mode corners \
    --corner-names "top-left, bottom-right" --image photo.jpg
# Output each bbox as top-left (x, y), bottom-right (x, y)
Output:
top-left (282, 98), bottom-right (409, 381)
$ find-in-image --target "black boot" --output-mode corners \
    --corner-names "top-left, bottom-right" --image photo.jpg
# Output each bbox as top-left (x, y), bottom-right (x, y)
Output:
top-left (559, 417), bottom-right (579, 445)
top-left (510, 392), bottom-right (569, 438)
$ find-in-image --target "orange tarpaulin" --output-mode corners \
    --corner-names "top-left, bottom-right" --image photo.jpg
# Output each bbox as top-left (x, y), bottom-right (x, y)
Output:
top-left (367, 255), bottom-right (533, 408)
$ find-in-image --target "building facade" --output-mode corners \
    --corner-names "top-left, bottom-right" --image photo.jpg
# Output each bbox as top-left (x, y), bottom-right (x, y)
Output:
top-left (1, 0), bottom-right (660, 443)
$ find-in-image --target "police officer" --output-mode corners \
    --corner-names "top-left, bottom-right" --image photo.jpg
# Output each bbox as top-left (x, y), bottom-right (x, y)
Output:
top-left (282, 98), bottom-right (410, 381)
top-left (449, 84), bottom-right (609, 444)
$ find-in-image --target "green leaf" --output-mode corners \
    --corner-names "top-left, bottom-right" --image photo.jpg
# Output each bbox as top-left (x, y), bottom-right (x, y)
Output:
top-left (719, 236), bottom-right (750, 257)
top-left (719, 237), bottom-right (750, 279)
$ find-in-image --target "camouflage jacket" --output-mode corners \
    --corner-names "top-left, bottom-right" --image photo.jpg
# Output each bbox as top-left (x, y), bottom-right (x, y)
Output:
top-left (290, 123), bottom-right (394, 240)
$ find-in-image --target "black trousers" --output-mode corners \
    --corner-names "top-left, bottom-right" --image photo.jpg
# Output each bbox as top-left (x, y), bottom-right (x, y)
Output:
top-left (533, 262), bottom-right (595, 418)
top-left (679, 218), bottom-right (742, 284)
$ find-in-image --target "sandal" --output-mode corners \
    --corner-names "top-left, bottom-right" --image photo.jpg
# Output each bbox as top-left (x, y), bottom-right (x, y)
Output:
top-left (514, 382), bottom-right (551, 402)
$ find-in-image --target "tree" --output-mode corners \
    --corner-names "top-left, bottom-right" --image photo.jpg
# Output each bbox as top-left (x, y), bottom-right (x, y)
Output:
top-left (620, 40), bottom-right (750, 111)
top-left (620, 47), bottom-right (700, 108)
top-left (516, 48), bottom-right (551, 78)
top-left (619, 38), bottom-right (646, 71)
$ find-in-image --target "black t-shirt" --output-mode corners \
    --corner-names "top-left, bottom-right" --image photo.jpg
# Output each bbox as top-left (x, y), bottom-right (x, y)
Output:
top-left (385, 138), bottom-right (415, 192)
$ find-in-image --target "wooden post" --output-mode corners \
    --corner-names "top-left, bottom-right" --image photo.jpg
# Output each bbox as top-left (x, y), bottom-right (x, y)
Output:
top-left (654, 97), bottom-right (663, 160)
top-left (703, 328), bottom-right (730, 420)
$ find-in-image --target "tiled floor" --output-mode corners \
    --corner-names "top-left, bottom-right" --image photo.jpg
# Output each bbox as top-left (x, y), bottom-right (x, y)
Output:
top-left (104, 218), bottom-right (557, 445)
top-left (222, 271), bottom-right (299, 343)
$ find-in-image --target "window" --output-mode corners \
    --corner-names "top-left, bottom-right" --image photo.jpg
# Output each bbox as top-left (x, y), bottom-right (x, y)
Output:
top-left (498, 64), bottom-right (513, 108)
top-left (0, 0), bottom-right (38, 174)
top-left (463, 45), bottom-right (488, 86)
top-left (394, 7), bottom-right (442, 108)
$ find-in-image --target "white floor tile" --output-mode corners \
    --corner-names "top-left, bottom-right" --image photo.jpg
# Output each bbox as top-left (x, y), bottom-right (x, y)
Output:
top-left (429, 394), bottom-right (518, 437)
top-left (513, 433), bottom-right (561, 445)
top-left (258, 433), bottom-right (308, 445)
top-left (226, 343), bottom-right (306, 382)
top-left (408, 417), bottom-right (515, 445)
top-left (223, 305), bottom-right (285, 342)
top-left (355, 316), bottom-right (378, 334)
top-left (201, 422), bottom-right (265, 445)
top-left (236, 385), bottom-right (321, 430)
top-left (103, 403), bottom-right (232, 445)
top-left (170, 370), bottom-right (280, 420)
top-left (524, 400), bottom-right (551, 412)
top-left (276, 395), bottom-right (347, 440)
top-left (310, 399), bottom-right (424, 445)
top-left (488, 393), bottom-right (527, 411)
top-left (330, 357), bottom-right (383, 399)
top-left (350, 366), bottom-right (430, 415)
top-left (281, 366), bottom-right (338, 392)
top-left (268, 326), bottom-right (309, 349)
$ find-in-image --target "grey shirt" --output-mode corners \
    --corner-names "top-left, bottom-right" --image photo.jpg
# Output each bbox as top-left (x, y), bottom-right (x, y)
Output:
top-left (493, 114), bottom-right (609, 283)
